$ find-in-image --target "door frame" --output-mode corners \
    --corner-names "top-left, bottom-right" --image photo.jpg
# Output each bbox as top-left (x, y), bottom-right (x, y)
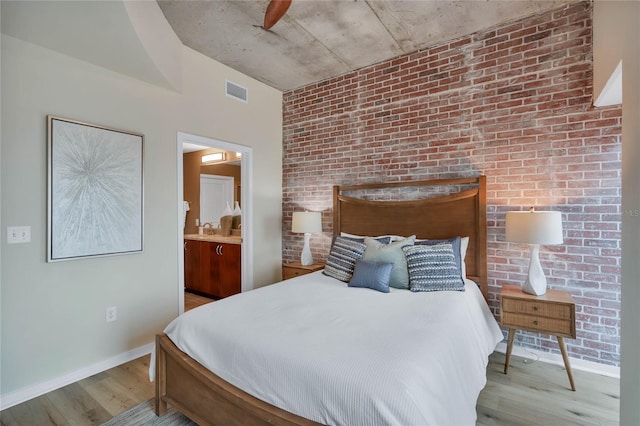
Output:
top-left (176, 131), bottom-right (254, 314)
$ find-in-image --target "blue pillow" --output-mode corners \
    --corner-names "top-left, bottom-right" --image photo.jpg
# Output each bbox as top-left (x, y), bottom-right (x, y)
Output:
top-left (323, 236), bottom-right (367, 282)
top-left (403, 243), bottom-right (465, 292)
top-left (348, 260), bottom-right (393, 293)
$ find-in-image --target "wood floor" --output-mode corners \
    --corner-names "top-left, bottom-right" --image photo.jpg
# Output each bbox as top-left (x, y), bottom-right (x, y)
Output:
top-left (477, 352), bottom-right (619, 426)
top-left (1, 293), bottom-right (620, 425)
top-left (184, 291), bottom-right (215, 311)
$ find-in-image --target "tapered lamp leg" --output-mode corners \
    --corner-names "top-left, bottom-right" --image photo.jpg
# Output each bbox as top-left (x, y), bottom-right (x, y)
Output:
top-left (300, 233), bottom-right (313, 266)
top-left (522, 244), bottom-right (547, 295)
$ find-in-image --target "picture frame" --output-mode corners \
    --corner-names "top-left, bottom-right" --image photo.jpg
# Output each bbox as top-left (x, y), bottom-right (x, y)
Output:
top-left (47, 116), bottom-right (144, 262)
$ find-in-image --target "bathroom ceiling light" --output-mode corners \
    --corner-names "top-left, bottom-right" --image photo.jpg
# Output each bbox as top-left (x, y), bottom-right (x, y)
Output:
top-left (201, 152), bottom-right (225, 164)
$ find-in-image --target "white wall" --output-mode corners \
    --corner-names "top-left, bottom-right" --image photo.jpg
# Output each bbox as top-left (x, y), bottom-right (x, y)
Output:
top-left (619, 5), bottom-right (640, 425)
top-left (594, 2), bottom-right (640, 425)
top-left (0, 27), bottom-right (282, 405)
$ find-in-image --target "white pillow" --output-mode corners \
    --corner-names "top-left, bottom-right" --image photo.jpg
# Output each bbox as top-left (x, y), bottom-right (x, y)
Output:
top-left (460, 236), bottom-right (469, 278)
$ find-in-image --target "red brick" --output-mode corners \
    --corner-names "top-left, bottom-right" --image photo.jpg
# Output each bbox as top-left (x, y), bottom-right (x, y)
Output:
top-left (282, 1), bottom-right (620, 366)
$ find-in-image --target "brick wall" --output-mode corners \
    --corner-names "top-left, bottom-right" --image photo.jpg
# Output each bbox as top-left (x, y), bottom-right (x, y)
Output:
top-left (282, 1), bottom-right (622, 366)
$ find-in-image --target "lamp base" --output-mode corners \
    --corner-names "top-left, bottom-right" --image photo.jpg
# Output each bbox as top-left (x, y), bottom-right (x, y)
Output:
top-left (522, 245), bottom-right (547, 295)
top-left (300, 233), bottom-right (313, 266)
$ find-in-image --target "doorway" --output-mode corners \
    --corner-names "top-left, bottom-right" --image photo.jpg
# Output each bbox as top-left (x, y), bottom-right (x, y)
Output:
top-left (176, 132), bottom-right (253, 315)
top-left (200, 175), bottom-right (234, 227)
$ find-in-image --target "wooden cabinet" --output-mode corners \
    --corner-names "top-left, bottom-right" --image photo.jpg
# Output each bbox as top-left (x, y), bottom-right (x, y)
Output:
top-left (184, 239), bottom-right (206, 295)
top-left (184, 240), bottom-right (241, 299)
top-left (283, 262), bottom-right (324, 280)
top-left (500, 284), bottom-right (576, 390)
top-left (212, 242), bottom-right (241, 298)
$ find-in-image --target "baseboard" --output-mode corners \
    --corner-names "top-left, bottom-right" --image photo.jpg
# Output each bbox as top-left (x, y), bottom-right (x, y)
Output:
top-left (0, 342), bottom-right (154, 411)
top-left (495, 342), bottom-right (620, 379)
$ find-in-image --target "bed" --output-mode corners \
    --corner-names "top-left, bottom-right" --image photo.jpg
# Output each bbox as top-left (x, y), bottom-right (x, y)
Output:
top-left (155, 176), bottom-right (503, 425)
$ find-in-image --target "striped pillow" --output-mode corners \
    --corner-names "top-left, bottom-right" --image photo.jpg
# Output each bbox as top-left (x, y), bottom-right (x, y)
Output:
top-left (415, 237), bottom-right (463, 277)
top-left (323, 236), bottom-right (367, 282)
top-left (402, 243), bottom-right (465, 292)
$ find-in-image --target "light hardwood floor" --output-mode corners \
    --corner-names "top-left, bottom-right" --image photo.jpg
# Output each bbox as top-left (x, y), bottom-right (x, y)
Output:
top-left (1, 293), bottom-right (619, 425)
top-left (478, 352), bottom-right (619, 426)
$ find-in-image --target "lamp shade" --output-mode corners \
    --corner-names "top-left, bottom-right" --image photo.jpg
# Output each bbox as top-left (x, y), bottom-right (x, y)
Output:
top-left (505, 210), bottom-right (563, 245)
top-left (292, 211), bottom-right (322, 234)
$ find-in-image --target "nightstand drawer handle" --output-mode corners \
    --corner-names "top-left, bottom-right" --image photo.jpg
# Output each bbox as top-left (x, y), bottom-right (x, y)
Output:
top-left (533, 320), bottom-right (538, 325)
top-left (532, 306), bottom-right (538, 311)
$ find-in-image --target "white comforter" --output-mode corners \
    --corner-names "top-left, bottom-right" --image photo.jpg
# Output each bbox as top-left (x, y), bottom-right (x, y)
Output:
top-left (164, 272), bottom-right (503, 426)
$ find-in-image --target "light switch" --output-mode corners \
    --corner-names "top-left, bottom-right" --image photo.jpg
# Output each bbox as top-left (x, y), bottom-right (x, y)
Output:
top-left (7, 226), bottom-right (31, 244)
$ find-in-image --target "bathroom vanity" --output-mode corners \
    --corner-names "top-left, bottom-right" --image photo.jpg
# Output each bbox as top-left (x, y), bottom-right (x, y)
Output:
top-left (184, 234), bottom-right (241, 299)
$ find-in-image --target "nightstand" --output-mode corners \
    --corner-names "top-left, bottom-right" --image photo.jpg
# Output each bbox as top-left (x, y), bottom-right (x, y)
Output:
top-left (283, 262), bottom-right (324, 280)
top-left (500, 284), bottom-right (577, 391)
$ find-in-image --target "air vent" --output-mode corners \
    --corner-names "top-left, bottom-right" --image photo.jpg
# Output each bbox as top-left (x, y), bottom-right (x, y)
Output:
top-left (225, 80), bottom-right (248, 103)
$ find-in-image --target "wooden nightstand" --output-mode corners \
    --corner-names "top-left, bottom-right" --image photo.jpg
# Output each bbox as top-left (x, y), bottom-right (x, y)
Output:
top-left (283, 262), bottom-right (324, 280)
top-left (500, 284), bottom-right (577, 391)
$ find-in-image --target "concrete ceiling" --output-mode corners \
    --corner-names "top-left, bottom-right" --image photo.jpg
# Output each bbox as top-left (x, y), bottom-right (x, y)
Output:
top-left (158, 0), bottom-right (574, 92)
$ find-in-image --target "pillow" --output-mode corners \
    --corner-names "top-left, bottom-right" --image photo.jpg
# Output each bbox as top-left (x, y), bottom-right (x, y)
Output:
top-left (323, 236), bottom-right (367, 282)
top-left (348, 260), bottom-right (393, 293)
top-left (416, 236), bottom-right (469, 278)
top-left (460, 236), bottom-right (469, 278)
top-left (340, 232), bottom-right (393, 244)
top-left (415, 236), bottom-right (463, 279)
top-left (402, 243), bottom-right (465, 292)
top-left (362, 235), bottom-right (415, 289)
top-left (339, 234), bottom-right (392, 245)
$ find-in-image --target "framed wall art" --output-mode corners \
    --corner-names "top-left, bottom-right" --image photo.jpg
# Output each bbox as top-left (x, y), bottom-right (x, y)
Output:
top-left (47, 116), bottom-right (144, 262)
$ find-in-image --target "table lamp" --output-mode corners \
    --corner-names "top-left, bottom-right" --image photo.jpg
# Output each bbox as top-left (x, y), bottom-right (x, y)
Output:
top-left (292, 211), bottom-right (322, 266)
top-left (505, 208), bottom-right (563, 295)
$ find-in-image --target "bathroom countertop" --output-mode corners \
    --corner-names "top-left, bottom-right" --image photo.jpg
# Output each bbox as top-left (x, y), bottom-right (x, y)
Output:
top-left (184, 234), bottom-right (242, 245)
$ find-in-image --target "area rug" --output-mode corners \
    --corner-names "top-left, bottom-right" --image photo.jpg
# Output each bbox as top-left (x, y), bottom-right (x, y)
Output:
top-left (101, 399), bottom-right (197, 426)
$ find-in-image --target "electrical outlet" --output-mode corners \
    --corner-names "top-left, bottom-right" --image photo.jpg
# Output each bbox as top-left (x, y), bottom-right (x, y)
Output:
top-left (7, 226), bottom-right (31, 244)
top-left (106, 306), bottom-right (117, 323)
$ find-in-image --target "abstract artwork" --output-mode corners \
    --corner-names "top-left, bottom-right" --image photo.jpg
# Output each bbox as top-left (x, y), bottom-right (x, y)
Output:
top-left (47, 116), bottom-right (144, 261)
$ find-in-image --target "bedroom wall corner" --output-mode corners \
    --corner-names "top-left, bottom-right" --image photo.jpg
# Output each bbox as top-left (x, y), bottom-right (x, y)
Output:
top-left (0, 7), bottom-right (3, 390)
top-left (594, 1), bottom-right (640, 423)
top-left (595, 1), bottom-right (640, 424)
top-left (0, 30), bottom-right (282, 408)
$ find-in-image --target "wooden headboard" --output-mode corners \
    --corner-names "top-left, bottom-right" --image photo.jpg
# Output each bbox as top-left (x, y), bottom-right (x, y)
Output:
top-left (333, 176), bottom-right (488, 299)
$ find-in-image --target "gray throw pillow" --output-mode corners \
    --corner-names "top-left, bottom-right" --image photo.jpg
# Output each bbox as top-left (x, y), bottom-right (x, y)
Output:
top-left (362, 235), bottom-right (415, 289)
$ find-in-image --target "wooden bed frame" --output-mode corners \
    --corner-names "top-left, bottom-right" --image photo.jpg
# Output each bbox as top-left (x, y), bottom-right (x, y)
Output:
top-left (155, 176), bottom-right (487, 425)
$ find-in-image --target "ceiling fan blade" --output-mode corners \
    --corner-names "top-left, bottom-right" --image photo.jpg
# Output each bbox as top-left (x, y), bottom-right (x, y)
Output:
top-left (263, 0), bottom-right (292, 30)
